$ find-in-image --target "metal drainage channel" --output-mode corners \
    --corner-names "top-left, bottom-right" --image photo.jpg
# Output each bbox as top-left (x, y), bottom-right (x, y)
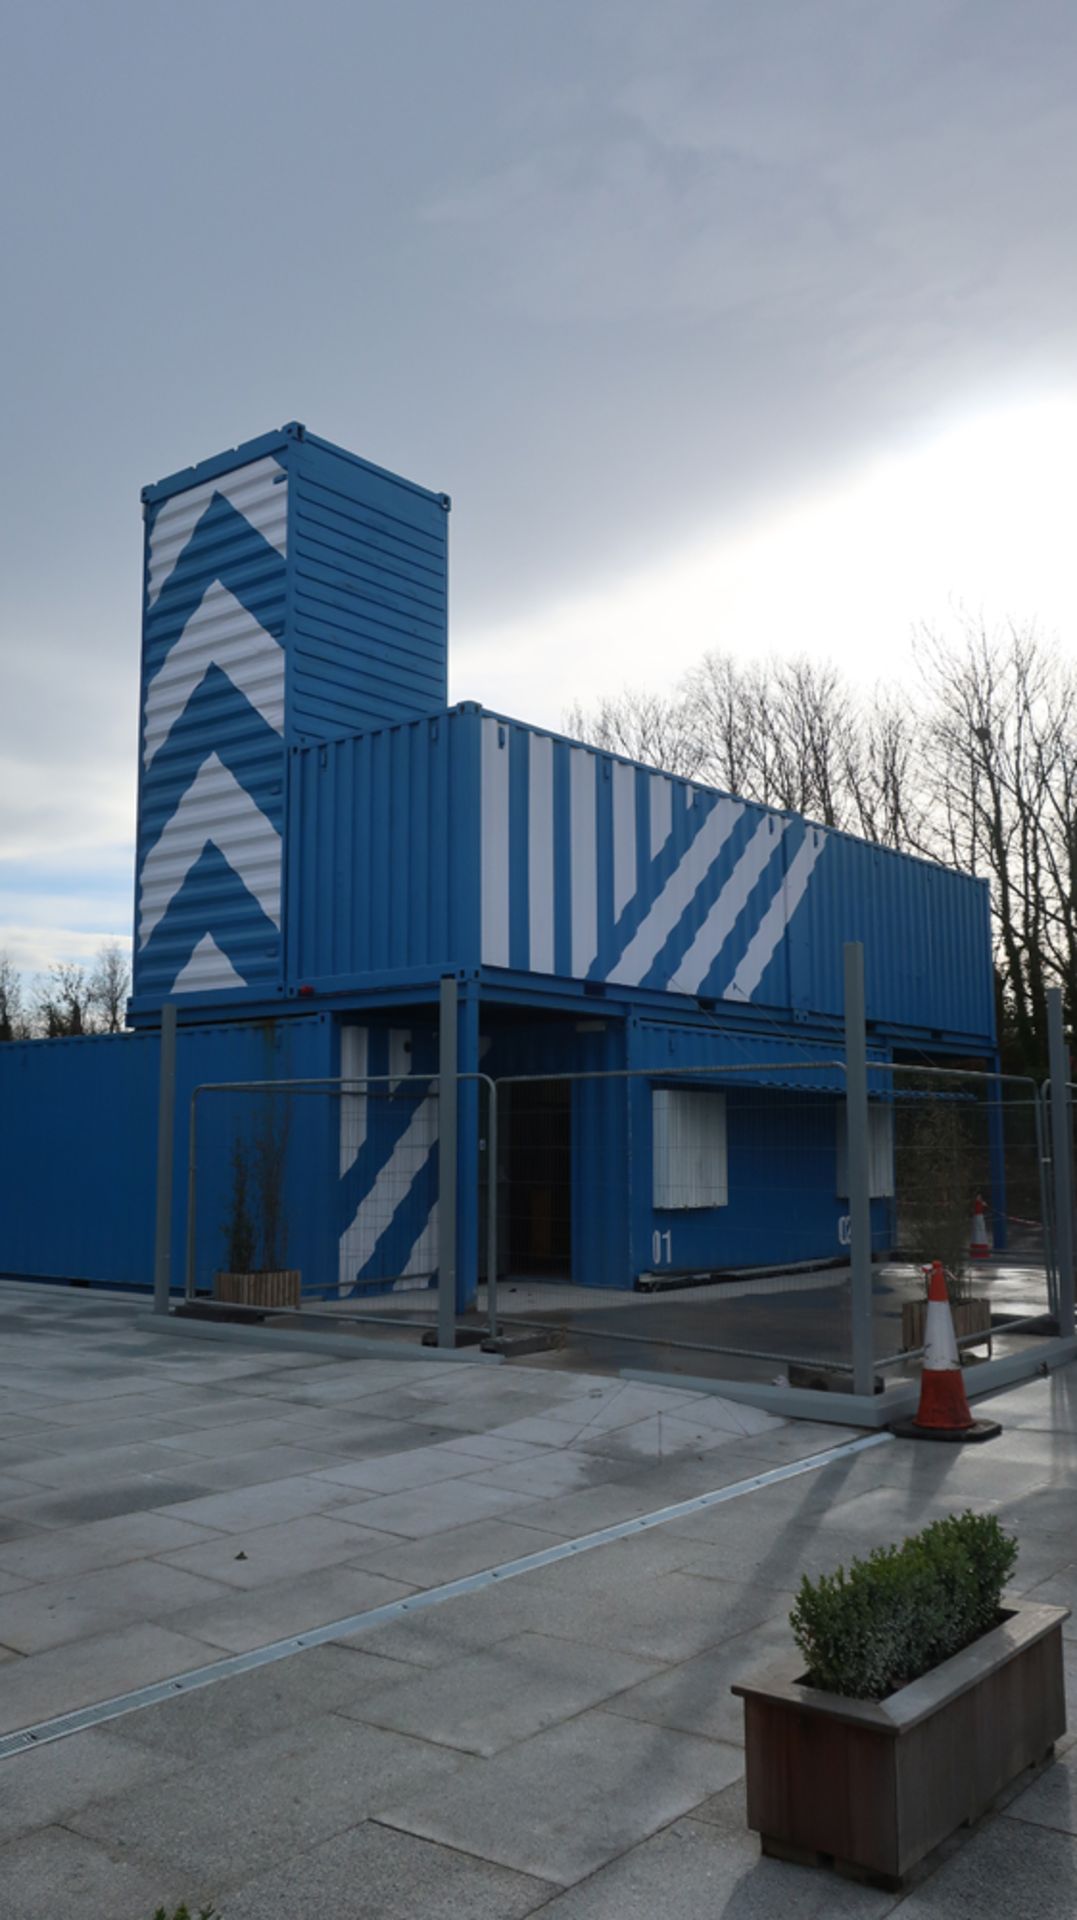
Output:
top-left (0, 1431), bottom-right (892, 1763)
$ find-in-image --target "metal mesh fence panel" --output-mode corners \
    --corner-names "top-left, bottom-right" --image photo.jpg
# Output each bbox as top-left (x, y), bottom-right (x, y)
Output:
top-left (189, 1075), bottom-right (441, 1304)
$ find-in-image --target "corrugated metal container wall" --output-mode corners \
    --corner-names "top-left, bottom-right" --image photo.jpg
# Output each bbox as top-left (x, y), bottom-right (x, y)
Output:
top-left (132, 425), bottom-right (449, 1014)
top-left (477, 712), bottom-right (995, 1044)
top-left (289, 432), bottom-right (449, 738)
top-left (136, 448), bottom-right (290, 1003)
top-left (287, 708), bottom-right (480, 986)
top-left (0, 1016), bottom-right (331, 1290)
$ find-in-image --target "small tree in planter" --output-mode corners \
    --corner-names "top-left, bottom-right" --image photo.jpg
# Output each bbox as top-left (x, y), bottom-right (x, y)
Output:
top-left (215, 1096), bottom-right (301, 1310)
top-left (733, 1512), bottom-right (1068, 1889)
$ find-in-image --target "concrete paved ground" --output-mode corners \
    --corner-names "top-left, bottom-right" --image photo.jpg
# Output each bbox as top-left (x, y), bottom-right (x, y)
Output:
top-left (1, 1282), bottom-right (1076, 1917)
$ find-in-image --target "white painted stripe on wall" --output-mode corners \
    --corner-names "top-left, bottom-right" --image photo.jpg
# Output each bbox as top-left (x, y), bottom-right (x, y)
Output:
top-left (528, 733), bottom-right (555, 974)
top-left (723, 830), bottom-right (825, 1003)
top-left (480, 718), bottom-right (510, 967)
top-left (147, 457), bottom-right (287, 607)
top-left (389, 1029), bottom-right (412, 1092)
top-left (672, 817), bottom-right (787, 996)
top-left (143, 581), bottom-right (284, 768)
top-left (649, 775), bottom-right (673, 860)
top-left (338, 1095), bottom-right (437, 1293)
top-left (400, 1197), bottom-right (439, 1284)
top-left (606, 797), bottom-right (743, 988)
top-left (612, 762), bottom-right (637, 921)
top-left (138, 753), bottom-right (281, 948)
top-left (172, 933), bottom-right (246, 993)
top-left (570, 749), bottom-right (598, 977)
top-left (339, 1026), bottom-right (369, 1177)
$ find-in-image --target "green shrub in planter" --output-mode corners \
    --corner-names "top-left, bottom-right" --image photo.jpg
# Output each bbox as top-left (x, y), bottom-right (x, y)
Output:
top-left (790, 1510), bottom-right (1017, 1701)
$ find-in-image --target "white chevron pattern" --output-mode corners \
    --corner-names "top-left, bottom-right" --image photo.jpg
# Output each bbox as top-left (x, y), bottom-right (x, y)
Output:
top-left (172, 933), bottom-right (247, 992)
top-left (146, 455), bottom-right (287, 607)
top-left (143, 580), bottom-right (284, 768)
top-left (138, 752), bottom-right (282, 950)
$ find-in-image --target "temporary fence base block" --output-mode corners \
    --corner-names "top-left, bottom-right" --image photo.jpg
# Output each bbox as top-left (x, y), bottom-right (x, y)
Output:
top-left (889, 1417), bottom-right (1002, 1444)
top-left (421, 1325), bottom-right (485, 1349)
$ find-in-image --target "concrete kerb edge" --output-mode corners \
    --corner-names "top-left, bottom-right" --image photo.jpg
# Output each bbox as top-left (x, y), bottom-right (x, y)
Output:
top-left (623, 1337), bottom-right (1077, 1427)
top-left (134, 1311), bottom-right (506, 1364)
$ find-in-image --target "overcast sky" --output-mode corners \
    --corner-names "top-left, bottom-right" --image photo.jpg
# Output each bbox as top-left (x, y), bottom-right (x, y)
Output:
top-left (3, 0), bottom-right (1077, 979)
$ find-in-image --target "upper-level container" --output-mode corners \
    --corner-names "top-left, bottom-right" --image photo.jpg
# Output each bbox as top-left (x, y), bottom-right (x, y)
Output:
top-left (133, 423), bottom-right (449, 1008)
top-left (285, 706), bottom-right (996, 1048)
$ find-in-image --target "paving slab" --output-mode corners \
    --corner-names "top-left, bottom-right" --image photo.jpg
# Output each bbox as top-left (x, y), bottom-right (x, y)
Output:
top-left (0, 1824), bottom-right (191, 1920)
top-left (221, 1819), bottom-right (553, 1920)
top-left (891, 1810), bottom-right (1077, 1917)
top-left (153, 1470), bottom-right (353, 1532)
top-left (0, 1555), bottom-right (234, 1654)
top-left (0, 1621), bottom-right (223, 1735)
top-left (157, 1510), bottom-right (400, 1588)
top-left (167, 1562), bottom-right (417, 1653)
top-left (534, 1809), bottom-right (896, 1918)
top-left (0, 1724), bottom-right (184, 1845)
top-left (346, 1630), bottom-right (661, 1755)
top-left (345, 1514), bottom-right (564, 1588)
top-left (311, 1442), bottom-right (497, 1494)
top-left (108, 1644), bottom-right (417, 1761)
top-left (69, 1710), bottom-right (472, 1891)
top-left (0, 1509), bottom-right (219, 1582)
top-left (604, 1613), bottom-right (794, 1746)
top-left (1007, 1740), bottom-right (1077, 1837)
top-left (330, 1476), bottom-right (538, 1537)
top-left (375, 1707), bottom-right (744, 1885)
top-left (460, 1448), bottom-right (634, 1498)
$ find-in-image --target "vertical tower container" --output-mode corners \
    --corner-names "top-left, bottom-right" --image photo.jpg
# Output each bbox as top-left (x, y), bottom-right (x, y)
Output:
top-left (132, 423), bottom-right (450, 1015)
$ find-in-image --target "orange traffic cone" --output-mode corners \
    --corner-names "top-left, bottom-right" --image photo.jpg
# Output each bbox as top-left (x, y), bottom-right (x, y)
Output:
top-left (892, 1261), bottom-right (1000, 1443)
top-left (970, 1196), bottom-right (991, 1260)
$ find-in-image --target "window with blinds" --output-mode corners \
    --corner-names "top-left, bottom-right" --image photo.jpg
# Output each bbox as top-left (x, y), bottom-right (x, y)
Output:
top-left (835, 1102), bottom-right (895, 1199)
top-left (652, 1087), bottom-right (728, 1210)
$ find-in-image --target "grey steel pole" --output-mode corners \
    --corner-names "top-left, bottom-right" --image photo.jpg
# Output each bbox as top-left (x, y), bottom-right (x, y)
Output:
top-left (844, 942), bottom-right (875, 1397)
top-left (1047, 987), bottom-right (1074, 1334)
top-left (438, 975), bottom-right (458, 1349)
top-left (184, 1090), bottom-right (199, 1302)
top-left (152, 1003), bottom-right (177, 1313)
top-left (486, 1081), bottom-right (499, 1342)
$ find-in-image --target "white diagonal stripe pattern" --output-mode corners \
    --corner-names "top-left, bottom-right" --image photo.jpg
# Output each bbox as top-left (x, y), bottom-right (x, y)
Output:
top-left (338, 1096), bottom-right (437, 1293)
top-left (605, 797), bottom-right (743, 987)
top-left (671, 817), bottom-right (787, 996)
top-left (723, 830), bottom-right (826, 1003)
top-left (143, 581), bottom-right (284, 767)
top-left (146, 456), bottom-right (287, 607)
top-left (138, 752), bottom-right (282, 949)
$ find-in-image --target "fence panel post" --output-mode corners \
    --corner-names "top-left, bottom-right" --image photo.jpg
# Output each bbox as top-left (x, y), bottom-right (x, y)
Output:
top-left (438, 975), bottom-right (458, 1348)
top-left (153, 1003), bottom-right (177, 1314)
top-left (844, 942), bottom-right (875, 1396)
top-left (1047, 987), bottom-right (1074, 1334)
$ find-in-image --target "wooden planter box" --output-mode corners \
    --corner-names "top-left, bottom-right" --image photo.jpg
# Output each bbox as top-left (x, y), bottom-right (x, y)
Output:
top-left (214, 1270), bottom-right (302, 1310)
top-left (732, 1601), bottom-right (1068, 1889)
top-left (901, 1295), bottom-right (992, 1358)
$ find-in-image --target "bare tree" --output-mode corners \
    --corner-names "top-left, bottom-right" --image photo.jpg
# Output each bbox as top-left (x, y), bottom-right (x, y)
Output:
top-left (916, 617), bottom-right (1077, 1071)
top-left (564, 688), bottom-right (707, 779)
top-left (89, 941), bottom-right (130, 1033)
top-left (33, 962), bottom-right (94, 1038)
top-left (0, 953), bottom-right (27, 1042)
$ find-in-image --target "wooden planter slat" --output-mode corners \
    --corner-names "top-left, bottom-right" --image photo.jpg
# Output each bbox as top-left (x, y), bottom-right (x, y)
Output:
top-left (732, 1601), bottom-right (1068, 1888)
top-left (214, 1270), bottom-right (302, 1310)
top-left (901, 1296), bottom-right (992, 1356)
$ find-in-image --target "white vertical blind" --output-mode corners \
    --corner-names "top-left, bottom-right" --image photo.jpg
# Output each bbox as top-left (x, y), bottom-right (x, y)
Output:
top-left (835, 1103), bottom-right (895, 1199)
top-left (652, 1087), bottom-right (728, 1209)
